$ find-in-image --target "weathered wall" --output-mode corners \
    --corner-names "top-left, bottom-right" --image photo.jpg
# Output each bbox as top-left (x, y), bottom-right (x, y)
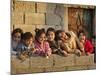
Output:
top-left (12, 0), bottom-right (69, 34)
top-left (11, 54), bottom-right (95, 74)
top-left (12, 0), bottom-right (95, 35)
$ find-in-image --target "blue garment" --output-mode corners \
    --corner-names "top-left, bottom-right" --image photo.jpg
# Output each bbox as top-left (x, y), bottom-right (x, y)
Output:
top-left (16, 43), bottom-right (34, 52)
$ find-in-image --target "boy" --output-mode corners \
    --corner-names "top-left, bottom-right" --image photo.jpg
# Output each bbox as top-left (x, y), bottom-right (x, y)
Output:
top-left (16, 32), bottom-right (35, 61)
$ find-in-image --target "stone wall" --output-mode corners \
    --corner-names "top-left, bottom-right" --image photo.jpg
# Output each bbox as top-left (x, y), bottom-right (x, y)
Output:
top-left (11, 54), bottom-right (95, 74)
top-left (12, 0), bottom-right (69, 34)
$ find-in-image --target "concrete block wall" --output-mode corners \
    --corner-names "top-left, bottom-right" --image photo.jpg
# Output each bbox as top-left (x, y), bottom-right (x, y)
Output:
top-left (12, 0), bottom-right (68, 34)
top-left (11, 54), bottom-right (95, 74)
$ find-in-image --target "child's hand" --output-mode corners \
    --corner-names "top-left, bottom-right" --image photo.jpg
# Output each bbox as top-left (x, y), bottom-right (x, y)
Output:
top-left (86, 52), bottom-right (91, 55)
top-left (81, 51), bottom-right (86, 56)
top-left (31, 48), bottom-right (38, 53)
top-left (45, 53), bottom-right (49, 59)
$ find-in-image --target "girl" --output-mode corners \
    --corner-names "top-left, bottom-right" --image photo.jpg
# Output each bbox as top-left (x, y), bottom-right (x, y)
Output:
top-left (34, 28), bottom-right (52, 58)
top-left (79, 31), bottom-right (94, 55)
top-left (46, 27), bottom-right (58, 54)
top-left (11, 28), bottom-right (23, 55)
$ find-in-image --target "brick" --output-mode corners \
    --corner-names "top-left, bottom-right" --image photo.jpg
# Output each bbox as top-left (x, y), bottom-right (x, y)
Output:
top-left (67, 66), bottom-right (88, 71)
top-left (75, 54), bottom-right (95, 66)
top-left (14, 1), bottom-right (35, 12)
top-left (37, 3), bottom-right (56, 13)
top-left (30, 55), bottom-right (53, 68)
top-left (46, 13), bottom-right (61, 25)
top-left (53, 54), bottom-right (75, 67)
top-left (11, 55), bottom-right (30, 74)
top-left (12, 12), bottom-right (24, 24)
top-left (25, 13), bottom-right (45, 25)
top-left (13, 24), bottom-right (36, 35)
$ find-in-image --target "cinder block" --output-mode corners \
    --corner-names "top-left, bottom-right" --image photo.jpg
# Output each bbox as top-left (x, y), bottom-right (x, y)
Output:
top-left (89, 54), bottom-right (95, 65)
top-left (37, 3), bottom-right (56, 13)
top-left (67, 66), bottom-right (88, 71)
top-left (29, 67), bottom-right (45, 73)
top-left (46, 13), bottom-right (61, 25)
top-left (30, 55), bottom-right (53, 68)
top-left (87, 64), bottom-right (96, 70)
top-left (14, 24), bottom-right (36, 35)
top-left (75, 54), bottom-right (95, 66)
top-left (25, 13), bottom-right (45, 25)
top-left (53, 54), bottom-right (75, 67)
top-left (35, 25), bottom-right (62, 31)
top-left (11, 55), bottom-right (30, 74)
top-left (12, 12), bottom-right (24, 24)
top-left (14, 1), bottom-right (35, 12)
top-left (14, 1), bottom-right (24, 11)
top-left (45, 67), bottom-right (66, 72)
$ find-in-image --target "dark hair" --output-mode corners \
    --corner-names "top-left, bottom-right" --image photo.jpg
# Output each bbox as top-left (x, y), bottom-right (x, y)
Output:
top-left (55, 30), bottom-right (64, 41)
top-left (12, 28), bottom-right (23, 36)
top-left (22, 32), bottom-right (33, 40)
top-left (78, 30), bottom-right (86, 37)
top-left (46, 27), bottom-right (55, 36)
top-left (35, 28), bottom-right (45, 39)
top-left (66, 32), bottom-right (71, 38)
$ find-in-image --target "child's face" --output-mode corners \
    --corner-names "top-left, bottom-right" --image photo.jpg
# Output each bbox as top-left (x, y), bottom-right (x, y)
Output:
top-left (59, 32), bottom-right (69, 42)
top-left (13, 32), bottom-right (21, 42)
top-left (79, 35), bottom-right (86, 43)
top-left (24, 38), bottom-right (33, 46)
top-left (47, 31), bottom-right (55, 41)
top-left (38, 33), bottom-right (46, 43)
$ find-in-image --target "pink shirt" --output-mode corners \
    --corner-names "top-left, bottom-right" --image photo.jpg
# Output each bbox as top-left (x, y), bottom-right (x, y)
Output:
top-left (34, 40), bottom-right (51, 55)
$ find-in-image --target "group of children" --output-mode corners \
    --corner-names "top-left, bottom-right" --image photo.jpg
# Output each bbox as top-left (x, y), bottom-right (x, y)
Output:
top-left (11, 27), bottom-right (95, 61)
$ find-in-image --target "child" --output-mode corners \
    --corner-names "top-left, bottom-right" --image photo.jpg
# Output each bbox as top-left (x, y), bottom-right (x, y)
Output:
top-left (34, 28), bottom-right (52, 58)
top-left (16, 32), bottom-right (35, 61)
top-left (11, 28), bottom-right (23, 55)
top-left (56, 30), bottom-right (82, 56)
top-left (55, 30), bottom-right (69, 56)
top-left (46, 28), bottom-right (58, 54)
top-left (79, 31), bottom-right (94, 55)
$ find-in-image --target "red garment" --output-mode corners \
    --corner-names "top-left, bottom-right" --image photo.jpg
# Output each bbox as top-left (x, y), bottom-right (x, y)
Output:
top-left (84, 40), bottom-right (94, 53)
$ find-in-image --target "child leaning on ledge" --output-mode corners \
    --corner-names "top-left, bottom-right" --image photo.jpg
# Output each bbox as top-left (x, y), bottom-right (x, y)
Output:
top-left (11, 28), bottom-right (23, 55)
top-left (56, 30), bottom-right (82, 56)
top-left (34, 28), bottom-right (52, 58)
top-left (46, 27), bottom-right (59, 54)
top-left (16, 32), bottom-right (36, 61)
top-left (78, 31), bottom-right (94, 55)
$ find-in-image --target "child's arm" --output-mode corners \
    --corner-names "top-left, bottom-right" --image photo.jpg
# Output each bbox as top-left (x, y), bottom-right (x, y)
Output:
top-left (45, 42), bottom-right (52, 56)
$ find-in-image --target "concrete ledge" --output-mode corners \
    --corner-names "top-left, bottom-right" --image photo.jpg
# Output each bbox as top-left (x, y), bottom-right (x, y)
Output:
top-left (11, 56), bottom-right (30, 74)
top-left (53, 54), bottom-right (75, 67)
top-left (30, 56), bottom-right (53, 68)
top-left (11, 54), bottom-right (95, 74)
top-left (67, 66), bottom-right (88, 71)
top-left (75, 54), bottom-right (94, 66)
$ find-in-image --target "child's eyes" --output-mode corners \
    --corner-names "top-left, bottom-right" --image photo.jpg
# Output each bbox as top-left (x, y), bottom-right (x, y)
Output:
top-left (14, 36), bottom-right (21, 38)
